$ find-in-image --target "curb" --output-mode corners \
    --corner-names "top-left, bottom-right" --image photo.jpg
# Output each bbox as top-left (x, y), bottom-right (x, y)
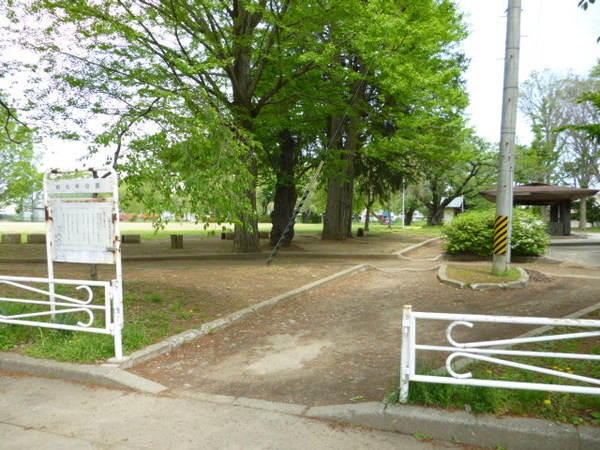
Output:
top-left (437, 264), bottom-right (530, 290)
top-left (394, 237), bottom-right (441, 258)
top-left (0, 352), bottom-right (166, 394)
top-left (304, 402), bottom-right (598, 450)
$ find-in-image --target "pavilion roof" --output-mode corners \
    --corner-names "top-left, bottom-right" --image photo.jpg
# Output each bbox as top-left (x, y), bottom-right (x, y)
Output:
top-left (479, 183), bottom-right (599, 205)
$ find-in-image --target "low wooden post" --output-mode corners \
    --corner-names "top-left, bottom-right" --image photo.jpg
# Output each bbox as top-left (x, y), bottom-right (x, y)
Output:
top-left (170, 234), bottom-right (183, 249)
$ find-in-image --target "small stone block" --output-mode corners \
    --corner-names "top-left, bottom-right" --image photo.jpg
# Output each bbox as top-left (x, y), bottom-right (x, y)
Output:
top-left (122, 234), bottom-right (141, 244)
top-left (1, 234), bottom-right (22, 244)
top-left (26, 234), bottom-right (46, 244)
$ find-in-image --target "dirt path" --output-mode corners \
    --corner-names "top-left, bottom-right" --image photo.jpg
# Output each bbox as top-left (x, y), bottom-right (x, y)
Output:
top-left (3, 231), bottom-right (599, 407)
top-left (128, 241), bottom-right (600, 406)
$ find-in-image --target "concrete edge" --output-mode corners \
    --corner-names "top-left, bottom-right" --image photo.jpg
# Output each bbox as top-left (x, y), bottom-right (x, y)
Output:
top-left (437, 264), bottom-right (530, 291)
top-left (304, 402), bottom-right (598, 450)
top-left (0, 352), bottom-right (166, 394)
top-left (394, 237), bottom-right (441, 258)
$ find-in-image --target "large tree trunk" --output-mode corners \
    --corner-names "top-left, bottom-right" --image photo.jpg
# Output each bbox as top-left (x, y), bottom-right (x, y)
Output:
top-left (323, 176), bottom-right (354, 240)
top-left (229, 3), bottom-right (261, 253)
top-left (270, 129), bottom-right (298, 247)
top-left (233, 150), bottom-right (261, 253)
top-left (323, 115), bottom-right (356, 241)
top-left (404, 206), bottom-right (416, 226)
top-left (427, 205), bottom-right (445, 226)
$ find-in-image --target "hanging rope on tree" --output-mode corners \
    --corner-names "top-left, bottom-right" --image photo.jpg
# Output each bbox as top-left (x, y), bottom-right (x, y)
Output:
top-left (266, 159), bottom-right (325, 265)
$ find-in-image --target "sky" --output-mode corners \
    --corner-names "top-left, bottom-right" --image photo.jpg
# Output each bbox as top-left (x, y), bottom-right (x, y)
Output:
top-left (455, 0), bottom-right (600, 144)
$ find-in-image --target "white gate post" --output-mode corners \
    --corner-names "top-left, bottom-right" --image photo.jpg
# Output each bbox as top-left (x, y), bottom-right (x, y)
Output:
top-left (399, 305), bottom-right (413, 403)
top-left (111, 279), bottom-right (124, 360)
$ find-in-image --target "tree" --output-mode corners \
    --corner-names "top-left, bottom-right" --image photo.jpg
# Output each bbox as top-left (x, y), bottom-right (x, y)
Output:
top-left (519, 70), bottom-right (570, 184)
top-left (320, 0), bottom-right (469, 239)
top-left (0, 94), bottom-right (41, 210)
top-left (557, 72), bottom-right (600, 230)
top-left (4, 0), bottom-right (338, 252)
top-left (559, 63), bottom-right (600, 145)
top-left (418, 133), bottom-right (496, 225)
top-left (354, 138), bottom-right (420, 231)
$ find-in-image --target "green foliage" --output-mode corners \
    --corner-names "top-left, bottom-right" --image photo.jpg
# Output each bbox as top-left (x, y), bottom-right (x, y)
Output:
top-left (442, 209), bottom-right (550, 256)
top-left (0, 95), bottom-right (42, 209)
top-left (2, 0), bottom-right (473, 246)
top-left (573, 197), bottom-right (600, 224)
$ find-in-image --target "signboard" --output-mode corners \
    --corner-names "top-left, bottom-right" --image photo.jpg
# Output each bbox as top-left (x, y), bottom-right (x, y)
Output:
top-left (40, 167), bottom-right (124, 359)
top-left (44, 168), bottom-right (120, 265)
top-left (50, 199), bottom-right (116, 264)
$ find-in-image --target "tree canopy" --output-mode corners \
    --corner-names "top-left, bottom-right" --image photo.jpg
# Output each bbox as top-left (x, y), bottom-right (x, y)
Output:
top-left (3, 0), bottom-right (471, 247)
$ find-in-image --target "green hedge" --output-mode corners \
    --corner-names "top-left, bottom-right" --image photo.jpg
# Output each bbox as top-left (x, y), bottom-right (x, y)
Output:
top-left (442, 209), bottom-right (549, 256)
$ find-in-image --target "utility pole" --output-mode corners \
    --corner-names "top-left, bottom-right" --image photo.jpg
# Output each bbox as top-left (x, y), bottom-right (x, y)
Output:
top-left (493, 0), bottom-right (521, 274)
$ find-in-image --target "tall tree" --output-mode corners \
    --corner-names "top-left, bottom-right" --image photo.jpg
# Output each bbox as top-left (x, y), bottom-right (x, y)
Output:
top-left (321, 0), bottom-right (469, 239)
top-left (519, 70), bottom-right (570, 184)
top-left (4, 0), bottom-right (336, 252)
top-left (557, 72), bottom-right (600, 229)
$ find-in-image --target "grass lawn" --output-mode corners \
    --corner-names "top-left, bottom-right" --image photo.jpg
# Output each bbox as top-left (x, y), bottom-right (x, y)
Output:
top-left (0, 219), bottom-right (442, 240)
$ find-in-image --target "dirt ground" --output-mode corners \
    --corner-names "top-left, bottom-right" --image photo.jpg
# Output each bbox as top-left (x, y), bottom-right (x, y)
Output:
top-left (2, 232), bottom-right (600, 407)
top-left (128, 236), bottom-right (600, 406)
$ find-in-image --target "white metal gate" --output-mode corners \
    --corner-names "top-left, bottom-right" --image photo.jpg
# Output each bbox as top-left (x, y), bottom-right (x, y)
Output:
top-left (0, 167), bottom-right (124, 359)
top-left (0, 275), bottom-right (123, 356)
top-left (400, 305), bottom-right (600, 403)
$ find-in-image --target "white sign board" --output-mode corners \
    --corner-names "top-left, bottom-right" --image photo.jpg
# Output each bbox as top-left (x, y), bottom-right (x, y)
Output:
top-left (50, 199), bottom-right (116, 264)
top-left (44, 168), bottom-right (120, 265)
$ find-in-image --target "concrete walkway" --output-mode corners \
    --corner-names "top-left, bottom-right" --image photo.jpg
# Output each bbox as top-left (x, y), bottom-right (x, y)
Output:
top-left (1, 375), bottom-right (447, 450)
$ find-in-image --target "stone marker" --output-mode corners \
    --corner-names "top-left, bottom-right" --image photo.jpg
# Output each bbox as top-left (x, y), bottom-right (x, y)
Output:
top-left (1, 234), bottom-right (22, 244)
top-left (26, 234), bottom-right (46, 244)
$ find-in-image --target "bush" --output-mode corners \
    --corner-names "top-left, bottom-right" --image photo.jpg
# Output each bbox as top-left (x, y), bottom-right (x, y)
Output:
top-left (442, 209), bottom-right (549, 256)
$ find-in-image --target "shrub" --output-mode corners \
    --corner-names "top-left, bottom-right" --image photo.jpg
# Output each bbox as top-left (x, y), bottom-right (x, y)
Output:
top-left (442, 209), bottom-right (549, 256)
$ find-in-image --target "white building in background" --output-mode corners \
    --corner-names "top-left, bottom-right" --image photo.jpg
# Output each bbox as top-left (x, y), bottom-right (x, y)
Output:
top-left (0, 205), bottom-right (18, 217)
top-left (443, 196), bottom-right (465, 224)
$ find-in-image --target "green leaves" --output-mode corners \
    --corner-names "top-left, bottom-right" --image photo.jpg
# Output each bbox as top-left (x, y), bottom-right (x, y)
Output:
top-left (443, 209), bottom-right (550, 256)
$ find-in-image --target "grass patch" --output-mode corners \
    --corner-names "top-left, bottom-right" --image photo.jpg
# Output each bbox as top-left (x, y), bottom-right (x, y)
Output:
top-left (0, 280), bottom-right (243, 363)
top-left (389, 310), bottom-right (600, 426)
top-left (445, 265), bottom-right (522, 284)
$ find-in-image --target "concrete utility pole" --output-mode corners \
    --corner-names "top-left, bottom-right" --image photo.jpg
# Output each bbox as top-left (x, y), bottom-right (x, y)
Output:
top-left (493, 0), bottom-right (521, 274)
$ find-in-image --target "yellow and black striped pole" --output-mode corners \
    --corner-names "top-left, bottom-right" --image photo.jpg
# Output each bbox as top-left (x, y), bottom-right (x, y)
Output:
top-left (493, 215), bottom-right (509, 255)
top-left (493, 0), bottom-right (520, 274)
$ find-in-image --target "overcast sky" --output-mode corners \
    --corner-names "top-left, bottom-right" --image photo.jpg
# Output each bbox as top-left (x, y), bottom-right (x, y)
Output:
top-left (455, 0), bottom-right (600, 144)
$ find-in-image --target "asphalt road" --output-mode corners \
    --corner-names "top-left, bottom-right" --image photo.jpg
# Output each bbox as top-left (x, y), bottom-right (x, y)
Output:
top-left (547, 241), bottom-right (600, 267)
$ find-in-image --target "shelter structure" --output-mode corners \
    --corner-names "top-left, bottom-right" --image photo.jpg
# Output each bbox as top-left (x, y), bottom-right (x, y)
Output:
top-left (479, 183), bottom-right (599, 236)
top-left (442, 196), bottom-right (464, 224)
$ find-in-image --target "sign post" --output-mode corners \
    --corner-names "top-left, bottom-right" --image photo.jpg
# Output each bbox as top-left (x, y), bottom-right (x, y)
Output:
top-left (43, 167), bottom-right (124, 359)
